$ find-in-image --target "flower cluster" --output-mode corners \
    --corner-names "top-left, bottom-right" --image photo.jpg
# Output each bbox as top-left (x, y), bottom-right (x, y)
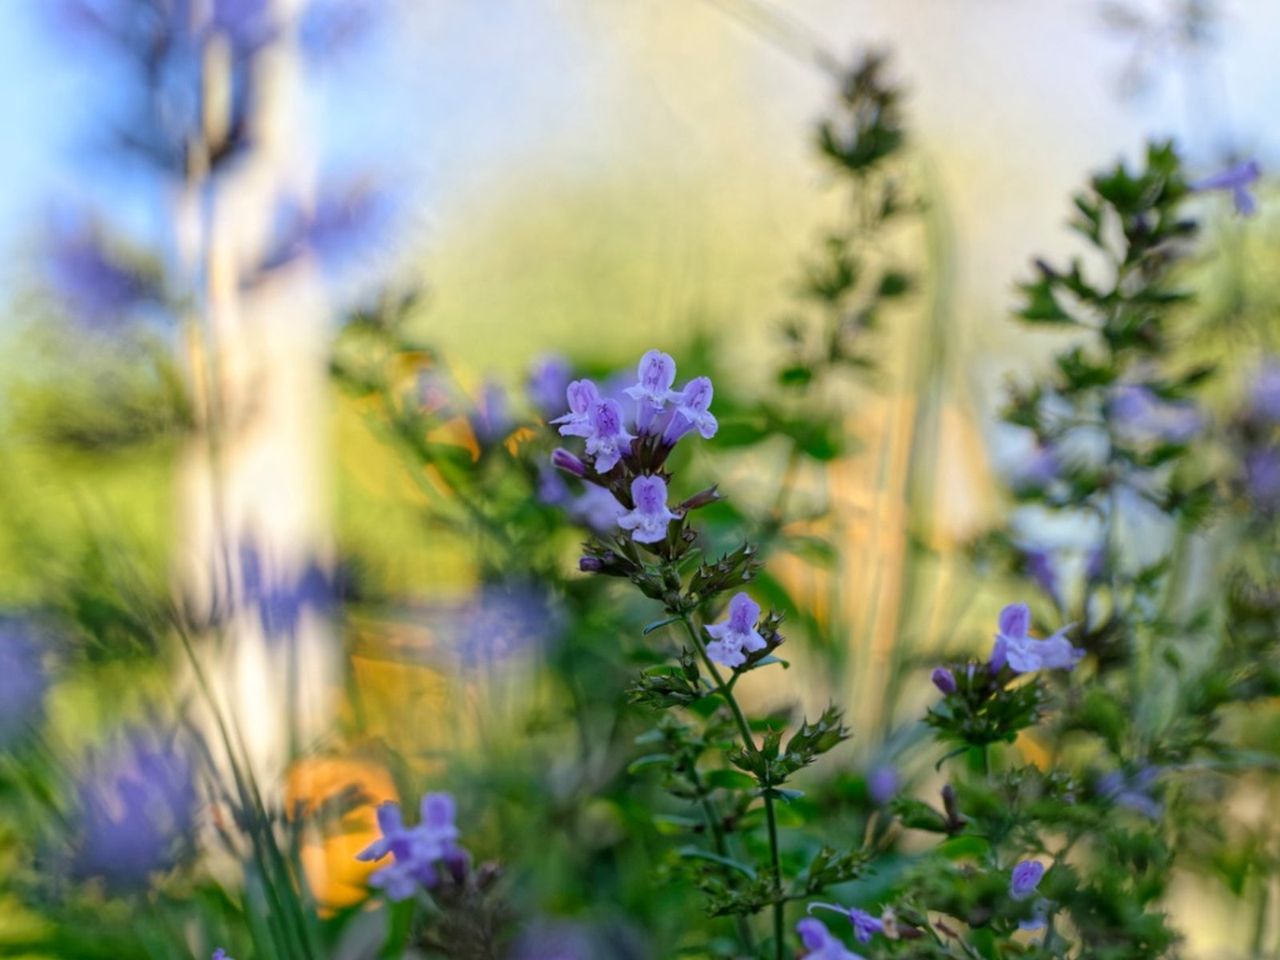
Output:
top-left (356, 793), bottom-right (469, 902)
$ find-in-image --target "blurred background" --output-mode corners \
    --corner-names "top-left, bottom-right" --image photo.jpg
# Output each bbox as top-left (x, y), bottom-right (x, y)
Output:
top-left (0, 1), bottom-right (1276, 957)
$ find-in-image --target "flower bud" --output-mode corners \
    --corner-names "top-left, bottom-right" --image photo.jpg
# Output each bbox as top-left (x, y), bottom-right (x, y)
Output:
top-left (931, 666), bottom-right (957, 694)
top-left (551, 447), bottom-right (587, 478)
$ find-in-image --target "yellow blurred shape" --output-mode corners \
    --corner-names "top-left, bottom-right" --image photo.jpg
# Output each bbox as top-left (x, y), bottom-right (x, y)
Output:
top-left (285, 757), bottom-right (399, 911)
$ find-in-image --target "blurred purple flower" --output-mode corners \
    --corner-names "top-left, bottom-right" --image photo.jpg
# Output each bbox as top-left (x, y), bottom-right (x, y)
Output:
top-left (1191, 159), bottom-right (1261, 216)
top-left (1248, 362), bottom-right (1280, 423)
top-left (1098, 767), bottom-right (1163, 819)
top-left (808, 903), bottom-right (884, 943)
top-left (866, 765), bottom-right (899, 806)
top-left (663, 376), bottom-right (718, 445)
top-left (299, 0), bottom-right (379, 64)
top-left (1009, 860), bottom-right (1045, 901)
top-left (357, 792), bottom-right (468, 901)
top-left (0, 620), bottom-right (49, 749)
top-left (1023, 548), bottom-right (1061, 606)
top-left (618, 476), bottom-right (678, 544)
top-left (704, 592), bottom-right (767, 669)
top-left (72, 729), bottom-right (198, 889)
top-left (570, 486), bottom-right (627, 535)
top-left (1109, 385), bottom-right (1202, 445)
top-left (1244, 448), bottom-right (1280, 509)
top-left (469, 379), bottom-right (512, 447)
top-left (45, 222), bottom-right (158, 327)
top-left (444, 582), bottom-right (561, 669)
top-left (260, 183), bottom-right (391, 277)
top-left (238, 539), bottom-right (335, 641)
top-left (509, 920), bottom-right (594, 960)
top-left (528, 355), bottom-right (573, 420)
top-left (212, 950), bottom-right (233, 960)
top-left (930, 666), bottom-right (957, 695)
top-left (991, 602), bottom-right (1082, 674)
top-left (797, 917), bottom-right (864, 960)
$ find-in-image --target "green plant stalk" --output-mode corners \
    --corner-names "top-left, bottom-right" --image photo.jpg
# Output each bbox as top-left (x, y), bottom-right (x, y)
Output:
top-left (679, 615), bottom-right (785, 959)
top-left (687, 764), bottom-right (758, 952)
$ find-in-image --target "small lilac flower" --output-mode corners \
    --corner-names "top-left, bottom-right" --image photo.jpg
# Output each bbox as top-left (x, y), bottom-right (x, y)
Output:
top-left (617, 475), bottom-right (679, 544)
top-left (931, 666), bottom-right (957, 695)
top-left (1011, 443), bottom-right (1060, 492)
top-left (797, 917), bottom-right (864, 960)
top-left (1248, 362), bottom-right (1280, 422)
top-left (1191, 159), bottom-right (1261, 216)
top-left (527, 355), bottom-right (573, 418)
top-left (551, 379), bottom-right (600, 438)
top-left (1010, 860), bottom-right (1045, 901)
top-left (0, 620), bottom-right (48, 749)
top-left (469, 379), bottom-right (511, 446)
top-left (704, 592), bottom-right (767, 669)
top-left (583, 398), bottom-right (634, 473)
top-left (1098, 767), bottom-right (1163, 819)
top-left (1023, 548), bottom-right (1061, 606)
top-left (867, 765), bottom-right (899, 806)
top-left (808, 903), bottom-right (885, 943)
top-left (213, 950), bottom-right (233, 960)
top-left (991, 602), bottom-right (1082, 674)
top-left (357, 792), bottom-right (467, 902)
top-left (569, 485), bottom-right (627, 534)
top-left (1244, 447), bottom-right (1280, 509)
top-left (1110, 385), bottom-right (1202, 445)
top-left (551, 448), bottom-right (587, 478)
top-left (663, 376), bottom-right (718, 444)
top-left (73, 730), bottom-right (198, 889)
top-left (624, 349), bottom-right (678, 432)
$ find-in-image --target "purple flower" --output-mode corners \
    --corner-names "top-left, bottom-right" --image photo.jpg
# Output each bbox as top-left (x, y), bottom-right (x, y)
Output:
top-left (1109, 385), bottom-right (1202, 445)
top-left (509, 920), bottom-right (593, 960)
top-left (1023, 548), bottom-right (1061, 606)
top-left (45, 221), bottom-right (157, 327)
top-left (1010, 860), bottom-right (1045, 901)
top-left (1191, 159), bottom-right (1261, 216)
top-left (72, 730), bottom-right (198, 890)
top-left (931, 666), bottom-right (957, 695)
top-left (584, 399), bottom-right (634, 473)
top-left (528, 355), bottom-right (573, 419)
top-left (1248, 362), bottom-right (1280, 423)
top-left (551, 448), bottom-right (588, 478)
top-left (1245, 447), bottom-right (1280, 509)
top-left (663, 376), bottom-right (718, 444)
top-left (238, 539), bottom-right (334, 641)
top-left (469, 379), bottom-right (511, 446)
top-left (867, 766), bottom-right (899, 806)
top-left (0, 620), bottom-right (48, 749)
top-left (570, 485), bottom-right (627, 534)
top-left (618, 475), bottom-right (679, 544)
top-left (212, 950), bottom-right (233, 960)
top-left (443, 583), bottom-right (561, 669)
top-left (991, 602), bottom-right (1082, 674)
top-left (357, 793), bottom-right (468, 902)
top-left (624, 349), bottom-right (678, 432)
top-left (704, 592), bottom-right (767, 669)
top-left (551, 379), bottom-right (601, 438)
top-left (1098, 767), bottom-right (1163, 819)
top-left (797, 917), bottom-right (864, 960)
top-left (809, 903), bottom-right (885, 943)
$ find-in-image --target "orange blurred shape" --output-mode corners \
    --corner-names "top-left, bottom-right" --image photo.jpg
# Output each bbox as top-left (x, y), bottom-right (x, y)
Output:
top-left (285, 757), bottom-right (399, 912)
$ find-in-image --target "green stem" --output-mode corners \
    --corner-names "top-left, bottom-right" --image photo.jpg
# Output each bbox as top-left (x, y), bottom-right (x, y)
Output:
top-left (679, 616), bottom-right (785, 959)
top-left (688, 765), bottom-right (757, 952)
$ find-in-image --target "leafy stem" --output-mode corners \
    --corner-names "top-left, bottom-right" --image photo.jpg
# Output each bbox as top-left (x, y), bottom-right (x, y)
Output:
top-left (678, 614), bottom-right (786, 959)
